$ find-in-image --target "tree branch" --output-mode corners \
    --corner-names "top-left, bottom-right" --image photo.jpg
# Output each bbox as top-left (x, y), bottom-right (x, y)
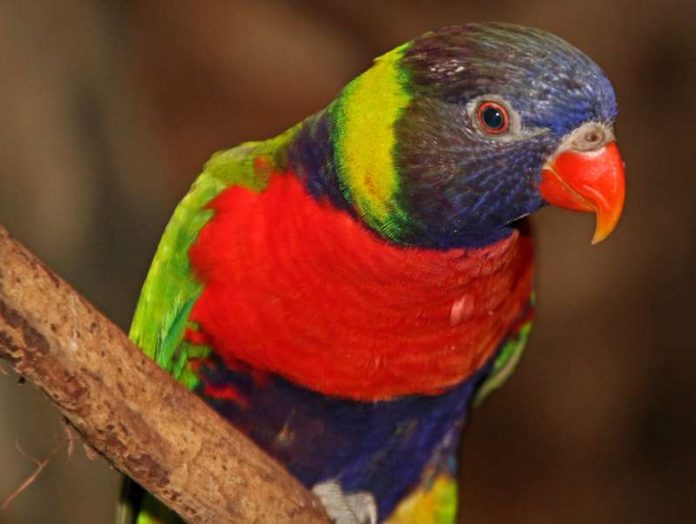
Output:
top-left (0, 225), bottom-right (328, 523)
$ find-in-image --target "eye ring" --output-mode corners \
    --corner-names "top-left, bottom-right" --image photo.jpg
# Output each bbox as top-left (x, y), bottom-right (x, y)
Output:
top-left (476, 101), bottom-right (509, 135)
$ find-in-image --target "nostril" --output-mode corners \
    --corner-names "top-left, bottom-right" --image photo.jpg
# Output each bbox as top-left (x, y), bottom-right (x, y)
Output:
top-left (568, 123), bottom-right (613, 152)
top-left (584, 130), bottom-right (602, 144)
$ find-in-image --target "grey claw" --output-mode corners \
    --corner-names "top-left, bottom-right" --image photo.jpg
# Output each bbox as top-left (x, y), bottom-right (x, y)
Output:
top-left (312, 480), bottom-right (378, 524)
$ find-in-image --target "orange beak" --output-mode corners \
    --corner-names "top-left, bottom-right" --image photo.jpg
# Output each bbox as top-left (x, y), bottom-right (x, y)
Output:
top-left (539, 142), bottom-right (626, 244)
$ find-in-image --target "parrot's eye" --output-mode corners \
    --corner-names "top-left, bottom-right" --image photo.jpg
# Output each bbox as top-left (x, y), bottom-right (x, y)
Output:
top-left (476, 101), bottom-right (509, 135)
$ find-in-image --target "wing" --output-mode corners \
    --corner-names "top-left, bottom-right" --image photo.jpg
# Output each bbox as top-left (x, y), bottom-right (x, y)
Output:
top-left (116, 139), bottom-right (282, 524)
top-left (129, 142), bottom-right (271, 382)
top-left (473, 296), bottom-right (534, 406)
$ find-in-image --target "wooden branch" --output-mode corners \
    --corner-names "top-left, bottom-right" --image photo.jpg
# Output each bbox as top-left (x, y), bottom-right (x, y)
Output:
top-left (0, 225), bottom-right (328, 524)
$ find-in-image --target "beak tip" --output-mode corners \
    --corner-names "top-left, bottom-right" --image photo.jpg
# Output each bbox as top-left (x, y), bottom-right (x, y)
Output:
top-left (591, 214), bottom-right (621, 245)
top-left (591, 233), bottom-right (605, 245)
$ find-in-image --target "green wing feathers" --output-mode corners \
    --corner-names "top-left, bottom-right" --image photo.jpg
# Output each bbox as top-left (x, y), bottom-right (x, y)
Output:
top-left (474, 299), bottom-right (534, 406)
top-left (118, 138), bottom-right (285, 524)
top-left (128, 140), bottom-right (278, 385)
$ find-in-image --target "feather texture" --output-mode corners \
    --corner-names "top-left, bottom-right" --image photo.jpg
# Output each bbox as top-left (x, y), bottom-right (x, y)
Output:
top-left (119, 22), bottom-right (621, 523)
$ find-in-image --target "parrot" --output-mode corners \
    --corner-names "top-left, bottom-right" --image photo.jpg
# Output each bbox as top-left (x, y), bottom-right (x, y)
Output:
top-left (117, 22), bottom-right (625, 524)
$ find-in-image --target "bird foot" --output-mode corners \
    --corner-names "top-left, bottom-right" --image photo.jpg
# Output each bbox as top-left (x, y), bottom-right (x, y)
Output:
top-left (312, 480), bottom-right (377, 524)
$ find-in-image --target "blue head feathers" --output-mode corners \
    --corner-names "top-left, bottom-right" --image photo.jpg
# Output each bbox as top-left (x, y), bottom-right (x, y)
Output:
top-left (287, 23), bottom-right (619, 249)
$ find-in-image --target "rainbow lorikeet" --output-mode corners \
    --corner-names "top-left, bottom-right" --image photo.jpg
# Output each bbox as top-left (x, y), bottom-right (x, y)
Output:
top-left (117, 23), bottom-right (625, 524)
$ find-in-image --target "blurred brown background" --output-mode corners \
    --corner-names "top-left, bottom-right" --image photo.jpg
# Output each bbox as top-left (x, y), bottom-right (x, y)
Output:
top-left (0, 1), bottom-right (694, 523)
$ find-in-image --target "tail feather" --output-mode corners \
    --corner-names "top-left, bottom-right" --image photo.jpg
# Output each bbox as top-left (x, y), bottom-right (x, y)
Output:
top-left (116, 476), bottom-right (184, 524)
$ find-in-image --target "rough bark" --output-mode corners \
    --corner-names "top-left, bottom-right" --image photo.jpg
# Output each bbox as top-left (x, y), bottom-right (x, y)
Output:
top-left (0, 225), bottom-right (328, 524)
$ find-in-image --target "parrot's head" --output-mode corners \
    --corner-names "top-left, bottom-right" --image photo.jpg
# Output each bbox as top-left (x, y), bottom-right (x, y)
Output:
top-left (326, 23), bottom-right (625, 248)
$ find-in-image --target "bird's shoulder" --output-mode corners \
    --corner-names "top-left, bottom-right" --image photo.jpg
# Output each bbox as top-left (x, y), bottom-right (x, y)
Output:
top-left (128, 137), bottom-right (282, 380)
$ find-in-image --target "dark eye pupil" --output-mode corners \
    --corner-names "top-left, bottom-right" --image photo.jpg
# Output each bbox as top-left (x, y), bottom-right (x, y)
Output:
top-left (482, 106), bottom-right (504, 129)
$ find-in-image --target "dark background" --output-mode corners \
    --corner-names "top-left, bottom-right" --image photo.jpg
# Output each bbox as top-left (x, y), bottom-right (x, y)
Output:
top-left (1, 1), bottom-right (694, 522)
